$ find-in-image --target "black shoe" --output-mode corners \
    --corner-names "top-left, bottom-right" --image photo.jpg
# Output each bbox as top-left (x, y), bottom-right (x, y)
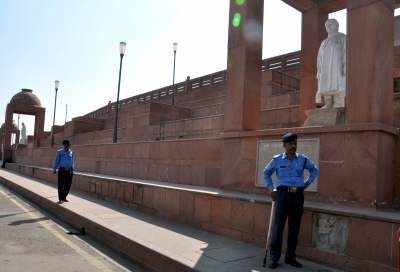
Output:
top-left (269, 260), bottom-right (278, 269)
top-left (284, 259), bottom-right (302, 268)
top-left (63, 199), bottom-right (69, 202)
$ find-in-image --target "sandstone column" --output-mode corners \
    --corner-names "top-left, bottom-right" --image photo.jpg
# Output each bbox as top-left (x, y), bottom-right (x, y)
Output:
top-left (343, 0), bottom-right (395, 206)
top-left (2, 105), bottom-right (13, 161)
top-left (346, 0), bottom-right (394, 124)
top-left (299, 7), bottom-right (328, 125)
top-left (224, 0), bottom-right (263, 132)
top-left (222, 0), bottom-right (263, 190)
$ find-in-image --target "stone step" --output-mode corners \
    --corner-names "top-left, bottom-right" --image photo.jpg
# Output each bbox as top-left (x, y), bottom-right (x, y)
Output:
top-left (0, 165), bottom-right (345, 272)
top-left (3, 163), bottom-right (399, 271)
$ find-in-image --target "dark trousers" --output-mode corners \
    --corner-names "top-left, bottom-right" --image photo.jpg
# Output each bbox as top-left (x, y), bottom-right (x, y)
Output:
top-left (58, 167), bottom-right (73, 201)
top-left (270, 190), bottom-right (304, 262)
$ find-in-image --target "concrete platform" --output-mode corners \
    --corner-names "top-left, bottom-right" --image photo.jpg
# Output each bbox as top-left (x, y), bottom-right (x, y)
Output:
top-left (0, 166), bottom-right (343, 272)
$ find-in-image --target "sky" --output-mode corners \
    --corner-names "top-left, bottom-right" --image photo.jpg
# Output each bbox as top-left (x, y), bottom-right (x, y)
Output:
top-left (0, 0), bottom-right (398, 140)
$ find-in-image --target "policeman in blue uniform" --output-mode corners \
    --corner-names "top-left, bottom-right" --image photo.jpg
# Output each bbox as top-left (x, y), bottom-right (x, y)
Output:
top-left (53, 139), bottom-right (74, 204)
top-left (263, 133), bottom-right (318, 269)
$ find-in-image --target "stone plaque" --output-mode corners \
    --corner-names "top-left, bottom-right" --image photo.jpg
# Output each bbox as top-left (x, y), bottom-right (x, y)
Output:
top-left (311, 213), bottom-right (349, 255)
top-left (303, 108), bottom-right (345, 127)
top-left (255, 138), bottom-right (319, 192)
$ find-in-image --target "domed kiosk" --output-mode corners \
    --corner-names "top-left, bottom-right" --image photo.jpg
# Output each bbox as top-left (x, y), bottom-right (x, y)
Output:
top-left (10, 89), bottom-right (42, 107)
top-left (2, 89), bottom-right (46, 161)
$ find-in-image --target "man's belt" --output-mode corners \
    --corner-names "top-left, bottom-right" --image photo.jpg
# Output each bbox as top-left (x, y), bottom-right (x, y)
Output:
top-left (60, 167), bottom-right (70, 171)
top-left (277, 186), bottom-right (304, 193)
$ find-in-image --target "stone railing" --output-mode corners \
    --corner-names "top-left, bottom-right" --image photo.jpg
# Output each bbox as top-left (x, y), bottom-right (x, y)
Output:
top-left (262, 51), bottom-right (300, 72)
top-left (85, 51), bottom-right (301, 118)
top-left (85, 70), bottom-right (227, 118)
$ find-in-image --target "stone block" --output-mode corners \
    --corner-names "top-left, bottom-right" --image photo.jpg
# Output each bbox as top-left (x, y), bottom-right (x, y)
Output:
top-left (142, 186), bottom-right (154, 208)
top-left (157, 164), bottom-right (168, 181)
top-left (343, 132), bottom-right (378, 202)
top-left (139, 163), bottom-right (149, 180)
top-left (194, 194), bottom-right (211, 222)
top-left (153, 188), bottom-right (168, 212)
top-left (133, 184), bottom-right (143, 205)
top-left (165, 189), bottom-right (180, 215)
top-left (124, 182), bottom-right (133, 203)
top-left (274, 108), bottom-right (291, 124)
top-left (191, 166), bottom-right (205, 186)
top-left (149, 164), bottom-right (158, 181)
top-left (210, 197), bottom-right (231, 228)
top-left (348, 217), bottom-right (396, 267)
top-left (303, 108), bottom-right (345, 127)
top-left (260, 110), bottom-right (275, 125)
top-left (179, 191), bottom-right (194, 218)
top-left (318, 162), bottom-right (343, 199)
top-left (178, 165), bottom-right (191, 185)
top-left (205, 167), bottom-right (221, 188)
top-left (311, 212), bottom-right (349, 255)
top-left (140, 143), bottom-right (150, 159)
top-left (116, 181), bottom-right (124, 200)
top-left (230, 199), bottom-right (253, 233)
top-left (320, 132), bottom-right (344, 161)
top-left (149, 143), bottom-right (159, 159)
top-left (253, 202), bottom-right (270, 236)
top-left (167, 164), bottom-right (179, 183)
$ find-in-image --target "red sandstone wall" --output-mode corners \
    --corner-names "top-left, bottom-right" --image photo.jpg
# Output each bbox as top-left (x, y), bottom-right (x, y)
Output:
top-left (13, 139), bottom-right (223, 188)
top-left (260, 70), bottom-right (300, 129)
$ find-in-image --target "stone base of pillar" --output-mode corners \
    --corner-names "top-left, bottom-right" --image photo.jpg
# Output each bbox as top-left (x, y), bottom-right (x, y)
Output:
top-left (303, 107), bottom-right (345, 127)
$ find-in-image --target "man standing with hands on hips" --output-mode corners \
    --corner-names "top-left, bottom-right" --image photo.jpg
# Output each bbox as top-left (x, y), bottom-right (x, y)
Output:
top-left (53, 139), bottom-right (74, 204)
top-left (263, 133), bottom-right (318, 269)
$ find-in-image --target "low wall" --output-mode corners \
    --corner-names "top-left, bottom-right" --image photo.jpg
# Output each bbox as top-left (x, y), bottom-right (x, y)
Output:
top-left (12, 138), bottom-right (224, 188)
top-left (4, 163), bottom-right (399, 272)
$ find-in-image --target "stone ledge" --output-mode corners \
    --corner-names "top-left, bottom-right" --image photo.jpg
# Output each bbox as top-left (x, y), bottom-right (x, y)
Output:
top-left (2, 163), bottom-right (399, 269)
top-left (7, 163), bottom-right (400, 225)
top-left (220, 122), bottom-right (399, 139)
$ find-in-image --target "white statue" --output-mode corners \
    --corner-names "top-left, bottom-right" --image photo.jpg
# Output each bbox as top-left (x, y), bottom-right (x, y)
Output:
top-left (316, 18), bottom-right (346, 108)
top-left (21, 122), bottom-right (26, 144)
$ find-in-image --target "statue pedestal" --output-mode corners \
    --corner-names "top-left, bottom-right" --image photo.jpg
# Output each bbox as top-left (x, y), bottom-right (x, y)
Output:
top-left (17, 144), bottom-right (28, 149)
top-left (303, 107), bottom-right (345, 126)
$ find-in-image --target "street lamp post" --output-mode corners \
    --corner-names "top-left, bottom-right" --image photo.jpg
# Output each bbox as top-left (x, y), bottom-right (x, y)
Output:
top-left (51, 80), bottom-right (59, 147)
top-left (113, 42), bottom-right (126, 143)
top-left (171, 43), bottom-right (178, 105)
top-left (65, 104), bottom-right (67, 124)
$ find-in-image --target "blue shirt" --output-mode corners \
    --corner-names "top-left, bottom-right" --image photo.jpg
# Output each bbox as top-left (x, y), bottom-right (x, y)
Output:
top-left (53, 148), bottom-right (74, 172)
top-left (263, 153), bottom-right (318, 191)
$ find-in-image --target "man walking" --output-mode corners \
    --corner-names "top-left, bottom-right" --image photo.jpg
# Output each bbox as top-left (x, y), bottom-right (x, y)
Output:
top-left (53, 139), bottom-right (74, 204)
top-left (263, 133), bottom-right (318, 269)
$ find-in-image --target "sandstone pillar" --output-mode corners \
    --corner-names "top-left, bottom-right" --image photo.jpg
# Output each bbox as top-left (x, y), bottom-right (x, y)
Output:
top-left (35, 110), bottom-right (46, 140)
top-left (224, 0), bottom-right (263, 132)
top-left (346, 0), bottom-right (394, 125)
top-left (343, 0), bottom-right (396, 207)
top-left (299, 7), bottom-right (328, 125)
top-left (222, 0), bottom-right (263, 190)
top-left (2, 105), bottom-right (13, 161)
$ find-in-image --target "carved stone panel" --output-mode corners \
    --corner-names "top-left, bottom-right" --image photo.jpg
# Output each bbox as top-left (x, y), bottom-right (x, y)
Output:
top-left (311, 213), bottom-right (349, 255)
top-left (255, 138), bottom-right (319, 192)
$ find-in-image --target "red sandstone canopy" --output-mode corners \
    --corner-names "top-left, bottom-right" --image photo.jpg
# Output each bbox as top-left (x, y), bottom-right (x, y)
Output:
top-left (9, 89), bottom-right (41, 107)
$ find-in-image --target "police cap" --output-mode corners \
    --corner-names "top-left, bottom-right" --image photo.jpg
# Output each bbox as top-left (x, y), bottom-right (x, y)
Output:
top-left (282, 133), bottom-right (297, 143)
top-left (62, 139), bottom-right (70, 145)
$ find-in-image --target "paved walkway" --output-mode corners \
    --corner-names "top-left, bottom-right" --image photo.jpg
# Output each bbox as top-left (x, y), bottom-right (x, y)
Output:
top-left (0, 167), bottom-right (343, 272)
